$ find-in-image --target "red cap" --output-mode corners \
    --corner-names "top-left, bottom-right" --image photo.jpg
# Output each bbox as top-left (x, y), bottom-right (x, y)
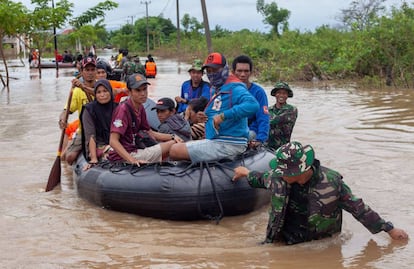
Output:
top-left (81, 56), bottom-right (96, 68)
top-left (202, 52), bottom-right (226, 70)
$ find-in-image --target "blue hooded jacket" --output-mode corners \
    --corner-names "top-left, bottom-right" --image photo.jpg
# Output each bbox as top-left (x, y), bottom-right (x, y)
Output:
top-left (205, 74), bottom-right (259, 144)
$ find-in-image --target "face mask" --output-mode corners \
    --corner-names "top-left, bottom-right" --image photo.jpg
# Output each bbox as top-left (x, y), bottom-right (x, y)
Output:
top-left (207, 65), bottom-right (229, 90)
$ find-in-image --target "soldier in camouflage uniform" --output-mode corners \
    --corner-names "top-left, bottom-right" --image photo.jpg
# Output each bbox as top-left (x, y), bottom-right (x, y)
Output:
top-left (233, 141), bottom-right (408, 245)
top-left (266, 82), bottom-right (298, 152)
top-left (122, 55), bottom-right (136, 81)
top-left (133, 56), bottom-right (146, 77)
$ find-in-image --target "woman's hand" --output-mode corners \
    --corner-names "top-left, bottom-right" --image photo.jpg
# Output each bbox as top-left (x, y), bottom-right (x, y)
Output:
top-left (83, 161), bottom-right (98, 171)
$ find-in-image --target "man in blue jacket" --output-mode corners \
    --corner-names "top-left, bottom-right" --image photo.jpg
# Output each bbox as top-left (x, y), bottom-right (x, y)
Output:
top-left (175, 59), bottom-right (211, 113)
top-left (169, 52), bottom-right (259, 162)
top-left (232, 55), bottom-right (269, 148)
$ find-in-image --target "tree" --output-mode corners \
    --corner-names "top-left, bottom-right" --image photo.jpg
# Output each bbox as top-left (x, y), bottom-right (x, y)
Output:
top-left (211, 25), bottom-right (231, 38)
top-left (339, 0), bottom-right (386, 31)
top-left (0, 0), bottom-right (29, 88)
top-left (69, 1), bottom-right (118, 54)
top-left (181, 14), bottom-right (203, 38)
top-left (24, 0), bottom-right (73, 77)
top-left (69, 0), bottom-right (118, 29)
top-left (110, 16), bottom-right (176, 53)
top-left (256, 0), bottom-right (290, 36)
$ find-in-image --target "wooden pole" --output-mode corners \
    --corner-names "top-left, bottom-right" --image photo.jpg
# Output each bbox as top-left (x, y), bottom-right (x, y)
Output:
top-left (141, 1), bottom-right (151, 55)
top-left (176, 0), bottom-right (181, 58)
top-left (200, 0), bottom-right (212, 53)
top-left (52, 0), bottom-right (59, 77)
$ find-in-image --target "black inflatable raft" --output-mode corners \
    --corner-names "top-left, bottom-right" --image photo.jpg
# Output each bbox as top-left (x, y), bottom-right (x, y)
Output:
top-left (73, 98), bottom-right (272, 221)
top-left (73, 149), bottom-right (273, 221)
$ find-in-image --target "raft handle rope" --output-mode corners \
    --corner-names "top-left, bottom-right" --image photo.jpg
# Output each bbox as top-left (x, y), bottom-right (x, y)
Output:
top-left (196, 161), bottom-right (224, 224)
top-left (101, 160), bottom-right (159, 174)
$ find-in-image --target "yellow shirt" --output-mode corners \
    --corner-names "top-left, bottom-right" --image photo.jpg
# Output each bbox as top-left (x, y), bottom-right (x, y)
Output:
top-left (116, 54), bottom-right (123, 65)
top-left (64, 87), bottom-right (94, 134)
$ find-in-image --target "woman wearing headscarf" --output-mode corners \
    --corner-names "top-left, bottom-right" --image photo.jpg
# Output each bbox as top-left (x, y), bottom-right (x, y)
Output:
top-left (81, 79), bottom-right (118, 169)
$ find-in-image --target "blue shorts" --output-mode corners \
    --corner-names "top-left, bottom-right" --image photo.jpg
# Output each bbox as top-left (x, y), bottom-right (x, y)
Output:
top-left (186, 139), bottom-right (247, 163)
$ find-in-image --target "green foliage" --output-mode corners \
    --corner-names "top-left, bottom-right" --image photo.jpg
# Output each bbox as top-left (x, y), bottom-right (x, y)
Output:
top-left (28, 0), bottom-right (73, 32)
top-left (181, 13), bottom-right (203, 38)
top-left (26, 0), bottom-right (73, 60)
top-left (71, 25), bottom-right (99, 49)
top-left (157, 1), bottom-right (414, 88)
top-left (70, 0), bottom-right (118, 29)
top-left (0, 1), bottom-right (29, 36)
top-left (0, 0), bottom-right (30, 86)
top-left (256, 0), bottom-right (290, 36)
top-left (9, 0), bottom-right (414, 88)
top-left (109, 16), bottom-right (176, 53)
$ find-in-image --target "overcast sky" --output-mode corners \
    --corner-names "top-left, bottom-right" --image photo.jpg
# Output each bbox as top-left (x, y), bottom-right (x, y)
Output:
top-left (17, 0), bottom-right (405, 32)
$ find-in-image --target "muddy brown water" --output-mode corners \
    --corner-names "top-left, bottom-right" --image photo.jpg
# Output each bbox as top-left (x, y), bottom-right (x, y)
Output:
top-left (1, 53), bottom-right (413, 268)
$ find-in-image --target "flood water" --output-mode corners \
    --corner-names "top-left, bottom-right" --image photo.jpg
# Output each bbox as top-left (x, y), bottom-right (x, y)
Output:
top-left (1, 52), bottom-right (413, 268)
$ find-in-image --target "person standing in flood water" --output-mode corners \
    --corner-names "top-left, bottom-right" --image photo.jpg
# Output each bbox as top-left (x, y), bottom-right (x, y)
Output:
top-left (233, 141), bottom-right (409, 245)
top-left (266, 81), bottom-right (298, 152)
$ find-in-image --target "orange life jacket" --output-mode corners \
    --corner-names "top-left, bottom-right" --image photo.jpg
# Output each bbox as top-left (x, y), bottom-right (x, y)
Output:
top-left (145, 62), bottom-right (157, 77)
top-left (65, 119), bottom-right (80, 139)
top-left (109, 80), bottom-right (128, 103)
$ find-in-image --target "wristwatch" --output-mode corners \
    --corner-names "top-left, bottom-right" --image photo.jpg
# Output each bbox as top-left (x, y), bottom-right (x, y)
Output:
top-left (383, 221), bottom-right (394, 232)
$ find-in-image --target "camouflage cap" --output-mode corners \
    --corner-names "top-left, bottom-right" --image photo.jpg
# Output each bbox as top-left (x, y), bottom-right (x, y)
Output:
top-left (270, 81), bottom-right (293, 97)
top-left (188, 59), bottom-right (203, 72)
top-left (269, 141), bottom-right (315, 177)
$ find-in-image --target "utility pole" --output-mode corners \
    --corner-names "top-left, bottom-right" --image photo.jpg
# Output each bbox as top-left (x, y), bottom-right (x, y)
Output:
top-left (200, 0), bottom-right (212, 53)
top-left (176, 0), bottom-right (180, 57)
top-left (52, 0), bottom-right (59, 76)
top-left (141, 1), bottom-right (151, 55)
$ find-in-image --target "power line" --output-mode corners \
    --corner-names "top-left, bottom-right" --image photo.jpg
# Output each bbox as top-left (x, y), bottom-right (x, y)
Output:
top-left (158, 0), bottom-right (173, 16)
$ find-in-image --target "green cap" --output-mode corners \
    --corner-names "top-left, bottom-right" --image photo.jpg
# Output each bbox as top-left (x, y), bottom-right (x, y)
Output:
top-left (188, 59), bottom-right (203, 72)
top-left (270, 81), bottom-right (293, 97)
